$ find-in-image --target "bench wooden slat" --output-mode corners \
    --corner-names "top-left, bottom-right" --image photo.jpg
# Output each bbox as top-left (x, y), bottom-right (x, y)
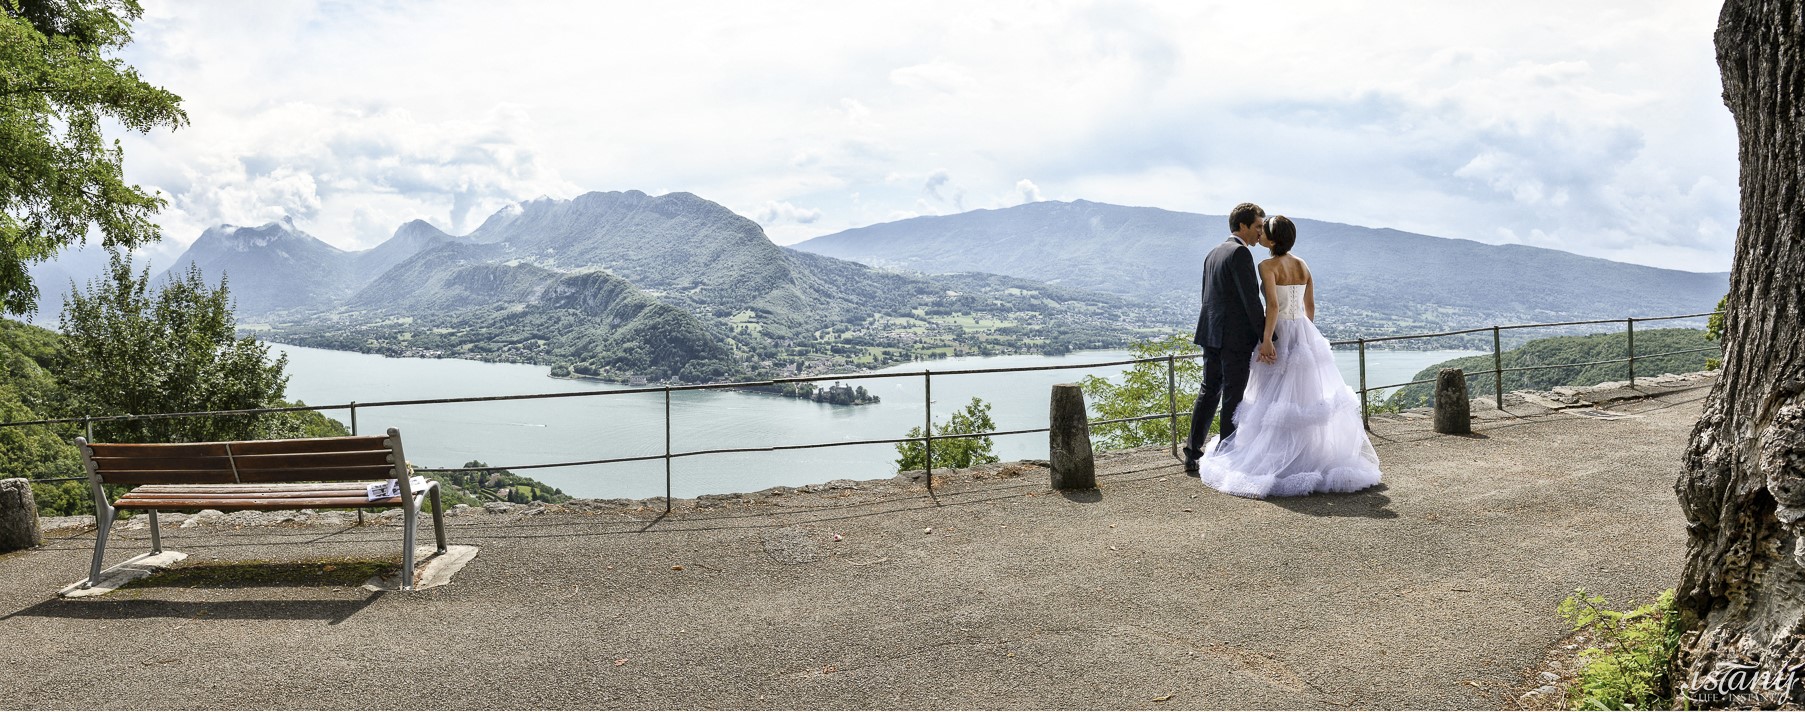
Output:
top-left (90, 455), bottom-right (232, 472)
top-left (115, 482), bottom-right (429, 510)
top-left (235, 465), bottom-right (401, 483)
top-left (234, 451), bottom-right (395, 470)
top-left (86, 442), bottom-right (228, 458)
top-left (121, 488), bottom-right (378, 500)
top-left (84, 435), bottom-right (390, 459)
top-left (89, 451), bottom-right (394, 473)
top-left (225, 435), bottom-right (391, 456)
top-left (132, 482), bottom-right (376, 493)
top-left (113, 496), bottom-right (405, 510)
top-left (100, 470), bottom-right (240, 485)
top-left (98, 464), bottom-right (400, 485)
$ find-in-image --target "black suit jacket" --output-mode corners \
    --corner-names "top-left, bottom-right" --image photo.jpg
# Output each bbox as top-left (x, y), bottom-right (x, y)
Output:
top-left (1192, 237), bottom-right (1266, 350)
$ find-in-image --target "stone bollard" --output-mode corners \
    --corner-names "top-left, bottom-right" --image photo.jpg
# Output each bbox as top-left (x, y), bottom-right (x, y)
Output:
top-left (1434, 368), bottom-right (1472, 435)
top-left (0, 478), bottom-right (43, 553)
top-left (1049, 384), bottom-right (1096, 489)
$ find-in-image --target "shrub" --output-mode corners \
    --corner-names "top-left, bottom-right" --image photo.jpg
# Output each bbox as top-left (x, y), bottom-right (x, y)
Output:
top-left (895, 397), bottom-right (999, 470)
top-left (1556, 588), bottom-right (1684, 710)
top-left (1078, 334), bottom-right (1204, 450)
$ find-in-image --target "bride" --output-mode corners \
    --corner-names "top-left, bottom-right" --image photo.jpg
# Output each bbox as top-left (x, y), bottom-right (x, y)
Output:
top-left (1197, 215), bottom-right (1383, 498)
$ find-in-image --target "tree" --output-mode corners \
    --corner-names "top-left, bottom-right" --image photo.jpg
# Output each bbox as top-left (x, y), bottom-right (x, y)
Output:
top-left (1673, 2), bottom-right (1805, 707)
top-left (58, 252), bottom-right (297, 443)
top-left (1, 0), bottom-right (187, 315)
top-left (895, 396), bottom-right (1000, 471)
top-left (1079, 334), bottom-right (1205, 451)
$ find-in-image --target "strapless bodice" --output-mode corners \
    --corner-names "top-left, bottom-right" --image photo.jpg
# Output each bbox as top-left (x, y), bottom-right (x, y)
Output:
top-left (1273, 284), bottom-right (1306, 321)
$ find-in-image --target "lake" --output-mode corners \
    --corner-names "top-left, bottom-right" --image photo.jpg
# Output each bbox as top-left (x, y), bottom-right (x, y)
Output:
top-left (271, 344), bottom-right (1483, 500)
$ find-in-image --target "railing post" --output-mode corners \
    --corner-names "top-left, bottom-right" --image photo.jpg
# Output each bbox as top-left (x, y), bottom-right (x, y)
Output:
top-left (349, 401), bottom-right (358, 435)
top-left (1166, 355), bottom-right (1178, 460)
top-left (1049, 384), bottom-right (1096, 490)
top-left (1433, 368), bottom-right (1471, 435)
top-left (84, 417), bottom-right (93, 443)
top-left (664, 386), bottom-right (673, 513)
top-left (923, 371), bottom-right (933, 492)
top-left (1492, 326), bottom-right (1504, 411)
top-left (1358, 339), bottom-right (1369, 431)
top-left (1626, 317), bottom-right (1637, 387)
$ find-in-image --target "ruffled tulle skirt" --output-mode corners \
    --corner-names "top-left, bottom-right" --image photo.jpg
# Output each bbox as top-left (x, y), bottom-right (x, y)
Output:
top-left (1198, 317), bottom-right (1383, 498)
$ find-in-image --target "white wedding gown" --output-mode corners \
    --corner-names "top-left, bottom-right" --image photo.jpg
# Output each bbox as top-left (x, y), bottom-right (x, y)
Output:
top-left (1198, 284), bottom-right (1383, 498)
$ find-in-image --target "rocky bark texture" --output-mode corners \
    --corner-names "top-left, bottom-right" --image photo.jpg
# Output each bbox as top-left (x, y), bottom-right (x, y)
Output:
top-left (1674, 1), bottom-right (1805, 706)
top-left (1048, 384), bottom-right (1096, 489)
top-left (0, 478), bottom-right (42, 553)
top-left (1433, 368), bottom-right (1470, 435)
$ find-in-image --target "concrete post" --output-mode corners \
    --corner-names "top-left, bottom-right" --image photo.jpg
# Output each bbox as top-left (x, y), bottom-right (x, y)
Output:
top-left (1434, 368), bottom-right (1472, 435)
top-left (0, 478), bottom-right (42, 553)
top-left (1049, 384), bottom-right (1096, 489)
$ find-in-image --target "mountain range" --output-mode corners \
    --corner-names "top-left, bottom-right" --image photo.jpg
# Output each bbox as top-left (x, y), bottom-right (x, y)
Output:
top-left (132, 193), bottom-right (1729, 382)
top-left (792, 200), bottom-right (1729, 338)
top-left (158, 191), bottom-right (1148, 382)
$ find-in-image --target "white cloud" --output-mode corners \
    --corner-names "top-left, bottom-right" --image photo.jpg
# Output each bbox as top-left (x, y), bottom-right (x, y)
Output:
top-left (922, 169), bottom-right (965, 210)
top-left (122, 100), bottom-right (576, 250)
top-left (1016, 179), bottom-right (1044, 204)
top-left (890, 61), bottom-right (979, 94)
top-left (752, 200), bottom-right (823, 226)
top-left (102, 0), bottom-right (1735, 271)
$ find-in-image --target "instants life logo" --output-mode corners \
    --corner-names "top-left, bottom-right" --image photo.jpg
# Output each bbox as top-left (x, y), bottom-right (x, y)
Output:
top-left (1681, 661), bottom-right (1803, 706)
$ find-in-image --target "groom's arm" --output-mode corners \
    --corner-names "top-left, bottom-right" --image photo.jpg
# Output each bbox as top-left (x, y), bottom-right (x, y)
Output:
top-left (1230, 246), bottom-right (1265, 334)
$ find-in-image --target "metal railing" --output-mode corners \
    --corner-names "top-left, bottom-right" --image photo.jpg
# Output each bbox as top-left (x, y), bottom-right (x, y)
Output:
top-left (1332, 311), bottom-right (1720, 429)
top-left (9, 311), bottom-right (1721, 507)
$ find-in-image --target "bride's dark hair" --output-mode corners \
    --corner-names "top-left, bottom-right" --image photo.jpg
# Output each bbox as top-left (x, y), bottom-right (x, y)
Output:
top-left (1266, 215), bottom-right (1297, 257)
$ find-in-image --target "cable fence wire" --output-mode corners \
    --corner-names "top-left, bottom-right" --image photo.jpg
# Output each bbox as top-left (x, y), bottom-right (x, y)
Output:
top-left (5, 310), bottom-right (1723, 487)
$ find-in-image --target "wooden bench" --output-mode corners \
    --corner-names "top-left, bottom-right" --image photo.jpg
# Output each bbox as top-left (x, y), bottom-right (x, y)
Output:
top-left (75, 428), bottom-right (446, 591)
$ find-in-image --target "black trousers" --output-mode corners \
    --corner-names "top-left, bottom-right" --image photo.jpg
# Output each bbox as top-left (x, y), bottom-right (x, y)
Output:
top-left (1184, 343), bottom-right (1253, 462)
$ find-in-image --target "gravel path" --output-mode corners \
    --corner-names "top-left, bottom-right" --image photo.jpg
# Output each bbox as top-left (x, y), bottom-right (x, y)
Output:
top-left (0, 381), bottom-right (1706, 709)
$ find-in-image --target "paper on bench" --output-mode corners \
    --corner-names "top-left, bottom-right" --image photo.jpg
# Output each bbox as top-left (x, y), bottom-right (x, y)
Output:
top-left (366, 475), bottom-right (429, 501)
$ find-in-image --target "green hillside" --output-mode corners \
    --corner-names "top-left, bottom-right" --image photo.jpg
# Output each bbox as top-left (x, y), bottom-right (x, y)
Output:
top-left (1387, 328), bottom-right (1719, 408)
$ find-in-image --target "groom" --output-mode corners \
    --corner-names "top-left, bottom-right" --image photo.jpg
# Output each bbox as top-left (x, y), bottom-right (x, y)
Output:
top-left (1184, 202), bottom-right (1269, 475)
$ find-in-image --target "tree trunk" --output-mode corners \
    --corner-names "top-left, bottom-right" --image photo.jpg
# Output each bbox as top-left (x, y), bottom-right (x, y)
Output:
top-left (1674, 1), bottom-right (1805, 706)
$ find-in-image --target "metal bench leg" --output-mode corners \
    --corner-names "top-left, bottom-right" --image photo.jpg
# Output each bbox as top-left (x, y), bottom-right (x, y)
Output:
top-left (400, 504), bottom-right (417, 592)
top-left (148, 510), bottom-right (162, 554)
top-left (429, 485), bottom-right (447, 554)
top-left (84, 504), bottom-right (115, 589)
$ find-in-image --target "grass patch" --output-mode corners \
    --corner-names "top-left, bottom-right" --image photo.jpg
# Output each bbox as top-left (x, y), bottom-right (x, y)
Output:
top-left (1556, 588), bottom-right (1683, 710)
top-left (119, 557), bottom-right (396, 589)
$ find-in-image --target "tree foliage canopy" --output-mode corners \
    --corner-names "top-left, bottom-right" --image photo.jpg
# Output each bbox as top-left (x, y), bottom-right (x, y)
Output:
top-left (1, 0), bottom-right (185, 314)
top-left (1079, 334), bottom-right (1205, 451)
top-left (895, 396), bottom-right (1000, 471)
top-left (58, 252), bottom-right (295, 443)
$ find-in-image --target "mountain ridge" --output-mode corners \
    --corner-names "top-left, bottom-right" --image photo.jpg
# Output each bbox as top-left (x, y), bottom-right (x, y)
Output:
top-left (791, 199), bottom-right (1729, 336)
top-left (193, 191), bottom-right (1151, 383)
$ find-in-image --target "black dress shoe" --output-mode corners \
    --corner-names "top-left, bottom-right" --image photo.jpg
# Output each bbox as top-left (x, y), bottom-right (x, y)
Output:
top-left (1183, 460), bottom-right (1200, 477)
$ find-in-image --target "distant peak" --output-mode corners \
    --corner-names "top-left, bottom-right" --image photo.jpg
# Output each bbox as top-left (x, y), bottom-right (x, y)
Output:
top-left (394, 218), bottom-right (447, 236)
top-left (244, 215), bottom-right (298, 233)
top-left (195, 217), bottom-right (324, 253)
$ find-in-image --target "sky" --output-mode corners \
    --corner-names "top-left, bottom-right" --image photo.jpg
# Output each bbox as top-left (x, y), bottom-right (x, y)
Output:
top-left (107, 0), bottom-right (1739, 273)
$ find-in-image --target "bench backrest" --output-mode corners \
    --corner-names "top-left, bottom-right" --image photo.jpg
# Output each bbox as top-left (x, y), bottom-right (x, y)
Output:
top-left (77, 431), bottom-right (405, 486)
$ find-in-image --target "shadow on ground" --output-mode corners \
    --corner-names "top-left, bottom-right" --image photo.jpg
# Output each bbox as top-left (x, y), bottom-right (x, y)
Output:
top-left (2, 593), bottom-right (383, 625)
top-left (1267, 483), bottom-right (1398, 519)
